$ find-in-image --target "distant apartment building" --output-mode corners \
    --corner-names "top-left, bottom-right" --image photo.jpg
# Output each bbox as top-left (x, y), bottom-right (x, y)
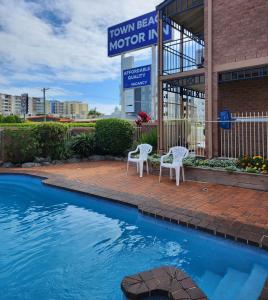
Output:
top-left (0, 94), bottom-right (22, 116)
top-left (50, 100), bottom-right (64, 115)
top-left (62, 101), bottom-right (88, 119)
top-left (47, 100), bottom-right (88, 119)
top-left (28, 97), bottom-right (44, 115)
top-left (0, 93), bottom-right (89, 119)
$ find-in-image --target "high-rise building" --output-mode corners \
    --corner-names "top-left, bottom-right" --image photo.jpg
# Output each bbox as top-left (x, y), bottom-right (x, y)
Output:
top-left (0, 93), bottom-right (89, 119)
top-left (0, 93), bottom-right (24, 116)
top-left (63, 101), bottom-right (88, 119)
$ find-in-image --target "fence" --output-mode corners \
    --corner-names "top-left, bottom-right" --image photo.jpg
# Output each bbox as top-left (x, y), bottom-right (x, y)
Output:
top-left (163, 112), bottom-right (268, 159)
top-left (163, 118), bottom-right (206, 156)
top-left (134, 124), bottom-right (157, 143)
top-left (220, 112), bottom-right (268, 159)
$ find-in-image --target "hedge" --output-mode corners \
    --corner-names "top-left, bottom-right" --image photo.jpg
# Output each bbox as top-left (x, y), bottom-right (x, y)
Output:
top-left (95, 118), bottom-right (134, 156)
top-left (0, 122), bottom-right (96, 128)
top-left (70, 133), bottom-right (95, 157)
top-left (33, 123), bottom-right (69, 160)
top-left (4, 128), bottom-right (39, 163)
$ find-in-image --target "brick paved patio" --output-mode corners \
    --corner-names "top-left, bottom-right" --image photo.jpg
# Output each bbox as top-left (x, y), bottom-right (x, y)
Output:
top-left (1, 161), bottom-right (268, 249)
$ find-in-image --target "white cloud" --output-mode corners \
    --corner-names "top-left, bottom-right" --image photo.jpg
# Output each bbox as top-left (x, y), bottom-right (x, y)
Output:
top-left (89, 102), bottom-right (119, 115)
top-left (0, 0), bottom-right (163, 114)
top-left (0, 86), bottom-right (69, 98)
top-left (0, 0), bottom-right (162, 84)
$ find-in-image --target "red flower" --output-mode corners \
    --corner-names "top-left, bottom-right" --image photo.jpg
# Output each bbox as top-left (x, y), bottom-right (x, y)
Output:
top-left (136, 111), bottom-right (151, 125)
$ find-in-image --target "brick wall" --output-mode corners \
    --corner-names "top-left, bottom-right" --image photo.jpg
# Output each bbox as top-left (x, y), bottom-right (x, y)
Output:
top-left (212, 0), bottom-right (268, 66)
top-left (218, 77), bottom-right (268, 113)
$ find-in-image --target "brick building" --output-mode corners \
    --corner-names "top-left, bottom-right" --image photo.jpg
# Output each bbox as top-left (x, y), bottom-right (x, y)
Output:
top-left (156, 0), bottom-right (268, 158)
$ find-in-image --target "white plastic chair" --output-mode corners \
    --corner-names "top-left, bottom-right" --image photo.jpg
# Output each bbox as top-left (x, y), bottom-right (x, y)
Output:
top-left (127, 144), bottom-right (153, 178)
top-left (159, 146), bottom-right (189, 186)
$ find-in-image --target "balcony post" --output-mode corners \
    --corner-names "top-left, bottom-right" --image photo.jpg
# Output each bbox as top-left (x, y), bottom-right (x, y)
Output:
top-left (157, 10), bottom-right (164, 154)
top-left (180, 26), bottom-right (184, 118)
top-left (206, 0), bottom-right (213, 158)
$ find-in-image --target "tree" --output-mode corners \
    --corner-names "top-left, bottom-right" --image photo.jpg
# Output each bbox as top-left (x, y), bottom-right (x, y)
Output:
top-left (88, 108), bottom-right (103, 118)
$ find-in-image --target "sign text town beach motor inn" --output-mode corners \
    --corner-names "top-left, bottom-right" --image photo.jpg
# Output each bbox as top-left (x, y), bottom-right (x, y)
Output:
top-left (108, 11), bottom-right (172, 57)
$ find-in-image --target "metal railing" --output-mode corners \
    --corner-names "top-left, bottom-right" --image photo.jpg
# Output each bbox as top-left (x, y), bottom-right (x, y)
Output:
top-left (162, 112), bottom-right (268, 159)
top-left (220, 112), bottom-right (268, 159)
top-left (163, 37), bottom-right (204, 75)
top-left (164, 118), bottom-right (206, 156)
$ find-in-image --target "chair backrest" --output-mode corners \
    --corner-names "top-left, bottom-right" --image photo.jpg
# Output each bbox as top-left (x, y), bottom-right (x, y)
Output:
top-left (138, 144), bottom-right (153, 160)
top-left (170, 146), bottom-right (189, 164)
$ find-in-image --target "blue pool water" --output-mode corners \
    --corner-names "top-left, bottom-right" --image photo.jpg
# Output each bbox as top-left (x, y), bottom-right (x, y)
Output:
top-left (0, 175), bottom-right (268, 300)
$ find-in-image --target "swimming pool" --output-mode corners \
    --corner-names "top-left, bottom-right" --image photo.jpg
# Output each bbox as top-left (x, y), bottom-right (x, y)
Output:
top-left (0, 174), bottom-right (267, 300)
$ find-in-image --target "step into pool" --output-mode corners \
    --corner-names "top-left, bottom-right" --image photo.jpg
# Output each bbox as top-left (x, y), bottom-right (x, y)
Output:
top-left (0, 174), bottom-right (267, 300)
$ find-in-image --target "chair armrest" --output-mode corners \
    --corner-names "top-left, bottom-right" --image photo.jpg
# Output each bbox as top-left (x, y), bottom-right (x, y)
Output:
top-left (160, 154), bottom-right (170, 164)
top-left (128, 148), bottom-right (139, 159)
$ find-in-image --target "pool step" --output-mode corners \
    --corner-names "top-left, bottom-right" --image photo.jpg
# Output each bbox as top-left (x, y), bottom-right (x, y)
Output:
top-left (211, 268), bottom-right (248, 300)
top-left (199, 270), bottom-right (221, 299)
top-left (237, 264), bottom-right (268, 300)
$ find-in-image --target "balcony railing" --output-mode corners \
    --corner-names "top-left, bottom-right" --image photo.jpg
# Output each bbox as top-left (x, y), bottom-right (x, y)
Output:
top-left (163, 36), bottom-right (204, 75)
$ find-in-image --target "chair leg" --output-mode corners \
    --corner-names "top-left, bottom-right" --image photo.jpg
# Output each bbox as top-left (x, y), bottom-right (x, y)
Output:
top-left (159, 166), bottom-right (162, 183)
top-left (182, 166), bottom-right (185, 182)
top-left (139, 161), bottom-right (143, 178)
top-left (146, 161), bottom-right (149, 175)
top-left (175, 167), bottom-right (180, 186)
top-left (170, 168), bottom-right (173, 180)
top-left (137, 162), bottom-right (139, 173)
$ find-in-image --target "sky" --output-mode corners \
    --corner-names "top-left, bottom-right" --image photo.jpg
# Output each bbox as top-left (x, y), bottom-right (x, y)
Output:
top-left (0, 0), bottom-right (162, 115)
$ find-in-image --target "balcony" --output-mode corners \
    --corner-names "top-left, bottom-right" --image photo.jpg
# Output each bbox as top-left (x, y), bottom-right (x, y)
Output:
top-left (158, 0), bottom-right (205, 92)
top-left (163, 34), bottom-right (204, 75)
top-left (157, 0), bottom-right (204, 36)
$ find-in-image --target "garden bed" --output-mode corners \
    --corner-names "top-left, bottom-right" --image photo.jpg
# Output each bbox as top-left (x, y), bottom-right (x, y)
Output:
top-left (185, 166), bottom-right (268, 191)
top-left (148, 155), bottom-right (268, 191)
top-left (149, 163), bottom-right (268, 191)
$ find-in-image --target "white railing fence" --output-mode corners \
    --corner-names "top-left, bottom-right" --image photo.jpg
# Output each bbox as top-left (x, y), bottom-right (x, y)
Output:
top-left (220, 112), bottom-right (268, 159)
top-left (163, 119), bottom-right (206, 156)
top-left (163, 112), bottom-right (268, 159)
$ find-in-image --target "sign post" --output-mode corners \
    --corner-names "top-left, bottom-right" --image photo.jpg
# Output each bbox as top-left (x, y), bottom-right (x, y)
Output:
top-left (108, 10), bottom-right (172, 120)
top-left (151, 46), bottom-right (157, 121)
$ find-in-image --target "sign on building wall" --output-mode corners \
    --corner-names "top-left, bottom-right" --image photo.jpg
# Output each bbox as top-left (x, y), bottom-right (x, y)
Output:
top-left (108, 11), bottom-right (172, 57)
top-left (123, 65), bottom-right (151, 89)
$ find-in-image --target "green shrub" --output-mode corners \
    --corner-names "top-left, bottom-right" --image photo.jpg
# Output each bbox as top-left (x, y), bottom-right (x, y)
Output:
top-left (237, 155), bottom-right (267, 174)
top-left (138, 128), bottom-right (157, 152)
top-left (95, 118), bottom-right (134, 156)
top-left (225, 166), bottom-right (238, 173)
top-left (4, 128), bottom-right (39, 163)
top-left (66, 123), bottom-right (96, 128)
top-left (0, 115), bottom-right (22, 123)
top-left (70, 133), bottom-right (95, 157)
top-left (0, 122), bottom-right (96, 129)
top-left (33, 123), bottom-right (68, 160)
